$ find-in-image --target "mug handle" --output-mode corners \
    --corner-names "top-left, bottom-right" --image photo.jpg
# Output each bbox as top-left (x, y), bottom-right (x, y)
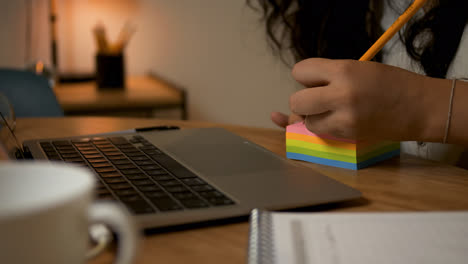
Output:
top-left (86, 202), bottom-right (140, 264)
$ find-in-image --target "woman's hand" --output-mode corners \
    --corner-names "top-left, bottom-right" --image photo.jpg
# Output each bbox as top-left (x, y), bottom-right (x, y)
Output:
top-left (270, 112), bottom-right (304, 128)
top-left (288, 58), bottom-right (451, 141)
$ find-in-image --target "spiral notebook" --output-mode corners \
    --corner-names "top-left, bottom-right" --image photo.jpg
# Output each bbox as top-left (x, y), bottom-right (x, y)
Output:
top-left (247, 209), bottom-right (468, 264)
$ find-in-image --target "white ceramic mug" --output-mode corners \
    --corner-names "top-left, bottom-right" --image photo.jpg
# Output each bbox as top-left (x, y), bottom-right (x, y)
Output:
top-left (0, 162), bottom-right (139, 264)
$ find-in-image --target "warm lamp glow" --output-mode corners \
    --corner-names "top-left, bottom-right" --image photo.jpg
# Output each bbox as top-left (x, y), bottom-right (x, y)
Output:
top-left (87, 0), bottom-right (140, 16)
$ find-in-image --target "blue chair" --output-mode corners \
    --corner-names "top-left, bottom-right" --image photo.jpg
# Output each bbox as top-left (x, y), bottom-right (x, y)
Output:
top-left (0, 69), bottom-right (64, 117)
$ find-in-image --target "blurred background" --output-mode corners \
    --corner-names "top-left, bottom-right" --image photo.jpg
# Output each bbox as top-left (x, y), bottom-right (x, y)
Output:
top-left (0, 0), bottom-right (299, 128)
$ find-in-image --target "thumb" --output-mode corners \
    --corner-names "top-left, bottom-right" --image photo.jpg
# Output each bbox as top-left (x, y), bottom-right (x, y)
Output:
top-left (271, 112), bottom-right (304, 128)
top-left (271, 111), bottom-right (289, 128)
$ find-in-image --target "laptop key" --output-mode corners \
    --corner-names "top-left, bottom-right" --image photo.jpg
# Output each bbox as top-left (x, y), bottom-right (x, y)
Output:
top-left (45, 151), bottom-right (59, 157)
top-left (137, 185), bottom-right (162, 192)
top-left (111, 159), bottom-right (133, 165)
top-left (207, 197), bottom-right (235, 206)
top-left (63, 157), bottom-right (85, 162)
top-left (61, 152), bottom-right (82, 157)
top-left (115, 164), bottom-right (137, 170)
top-left (114, 189), bottom-right (138, 196)
top-left (144, 190), bottom-right (167, 198)
top-left (42, 147), bottom-right (56, 152)
top-left (132, 179), bottom-right (154, 186)
top-left (124, 150), bottom-right (144, 156)
top-left (88, 158), bottom-right (107, 163)
top-left (139, 146), bottom-right (158, 151)
top-left (98, 147), bottom-right (118, 152)
top-left (76, 146), bottom-right (97, 151)
top-left (103, 177), bottom-right (127, 184)
top-left (84, 154), bottom-right (104, 159)
top-left (129, 156), bottom-right (149, 161)
top-left (74, 143), bottom-right (94, 148)
top-left (107, 155), bottom-right (127, 160)
top-left (119, 194), bottom-right (144, 202)
top-left (120, 147), bottom-right (139, 152)
top-left (55, 146), bottom-right (76, 151)
top-left (165, 185), bottom-right (189, 193)
top-left (108, 137), bottom-right (129, 145)
top-left (68, 161), bottom-right (87, 166)
top-left (134, 160), bottom-right (157, 166)
top-left (129, 138), bottom-right (140, 144)
top-left (140, 165), bottom-right (161, 171)
top-left (192, 185), bottom-right (214, 192)
top-left (120, 144), bottom-right (138, 149)
top-left (125, 174), bottom-right (148, 180)
top-left (95, 167), bottom-right (117, 173)
top-left (151, 174), bottom-right (173, 181)
top-left (149, 154), bottom-right (199, 179)
top-left (149, 197), bottom-right (182, 211)
top-left (103, 151), bottom-right (122, 156)
top-left (120, 168), bottom-right (143, 175)
top-left (99, 171), bottom-right (122, 178)
top-left (124, 201), bottom-right (155, 214)
top-left (181, 178), bottom-right (206, 186)
top-left (115, 143), bottom-right (134, 149)
top-left (146, 170), bottom-right (168, 176)
top-left (180, 199), bottom-right (209, 209)
top-left (173, 192), bottom-right (197, 200)
top-left (157, 180), bottom-right (181, 187)
top-left (59, 150), bottom-right (79, 155)
top-left (198, 190), bottom-right (225, 199)
top-left (91, 162), bottom-right (112, 168)
top-left (81, 150), bottom-right (100, 155)
top-left (52, 141), bottom-right (72, 146)
top-left (143, 150), bottom-right (162, 155)
top-left (108, 183), bottom-right (132, 190)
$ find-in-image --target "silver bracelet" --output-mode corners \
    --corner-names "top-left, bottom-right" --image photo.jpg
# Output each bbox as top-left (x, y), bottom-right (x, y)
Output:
top-left (443, 79), bottom-right (457, 144)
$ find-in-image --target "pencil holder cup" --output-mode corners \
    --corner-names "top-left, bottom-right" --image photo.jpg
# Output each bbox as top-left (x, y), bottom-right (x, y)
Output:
top-left (286, 122), bottom-right (400, 170)
top-left (95, 53), bottom-right (125, 89)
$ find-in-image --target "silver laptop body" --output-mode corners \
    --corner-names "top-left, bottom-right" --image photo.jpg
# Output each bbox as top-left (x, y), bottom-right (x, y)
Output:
top-left (22, 127), bottom-right (360, 229)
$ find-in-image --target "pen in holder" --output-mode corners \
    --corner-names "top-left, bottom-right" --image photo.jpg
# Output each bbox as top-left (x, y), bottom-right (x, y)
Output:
top-left (95, 53), bottom-right (125, 89)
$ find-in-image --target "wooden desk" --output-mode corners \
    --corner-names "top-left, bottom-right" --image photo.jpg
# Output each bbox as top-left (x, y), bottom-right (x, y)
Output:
top-left (54, 75), bottom-right (187, 119)
top-left (15, 117), bottom-right (468, 264)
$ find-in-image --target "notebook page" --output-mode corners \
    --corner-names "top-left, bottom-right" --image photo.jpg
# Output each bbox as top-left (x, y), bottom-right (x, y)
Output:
top-left (271, 212), bottom-right (468, 264)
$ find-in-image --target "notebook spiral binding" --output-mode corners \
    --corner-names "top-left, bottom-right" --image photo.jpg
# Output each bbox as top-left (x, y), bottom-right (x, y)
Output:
top-left (247, 209), bottom-right (274, 264)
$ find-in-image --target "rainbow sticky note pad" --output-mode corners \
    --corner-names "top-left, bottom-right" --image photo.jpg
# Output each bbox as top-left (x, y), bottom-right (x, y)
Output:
top-left (286, 123), bottom-right (400, 170)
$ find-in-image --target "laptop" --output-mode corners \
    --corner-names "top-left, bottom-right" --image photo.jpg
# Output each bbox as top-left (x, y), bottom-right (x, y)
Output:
top-left (1, 115), bottom-right (361, 230)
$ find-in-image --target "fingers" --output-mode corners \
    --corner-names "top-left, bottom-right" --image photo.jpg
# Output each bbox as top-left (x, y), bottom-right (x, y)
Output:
top-left (303, 111), bottom-right (334, 135)
top-left (271, 112), bottom-right (304, 128)
top-left (271, 112), bottom-right (289, 128)
top-left (292, 58), bottom-right (337, 87)
top-left (290, 86), bottom-right (337, 116)
top-left (288, 113), bottom-right (304, 125)
top-left (304, 112), bottom-right (353, 139)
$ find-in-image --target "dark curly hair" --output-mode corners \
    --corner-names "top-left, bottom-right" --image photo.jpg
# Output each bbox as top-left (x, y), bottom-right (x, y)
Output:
top-left (247, 0), bottom-right (468, 78)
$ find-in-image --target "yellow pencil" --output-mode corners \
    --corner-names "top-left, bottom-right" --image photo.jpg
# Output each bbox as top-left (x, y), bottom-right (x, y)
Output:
top-left (359, 0), bottom-right (429, 61)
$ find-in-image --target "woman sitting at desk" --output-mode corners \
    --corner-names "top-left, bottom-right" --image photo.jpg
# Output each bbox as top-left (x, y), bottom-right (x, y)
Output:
top-left (249, 0), bottom-right (468, 166)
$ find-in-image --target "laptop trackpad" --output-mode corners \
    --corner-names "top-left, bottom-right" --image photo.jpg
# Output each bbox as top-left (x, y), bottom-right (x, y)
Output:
top-left (143, 127), bottom-right (291, 177)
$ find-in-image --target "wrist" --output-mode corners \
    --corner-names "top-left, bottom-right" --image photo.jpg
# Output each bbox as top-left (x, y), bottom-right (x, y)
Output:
top-left (418, 77), bottom-right (451, 142)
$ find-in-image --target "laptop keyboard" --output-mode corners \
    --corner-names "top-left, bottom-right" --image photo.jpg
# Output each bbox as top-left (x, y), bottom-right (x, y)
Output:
top-left (39, 135), bottom-right (235, 214)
